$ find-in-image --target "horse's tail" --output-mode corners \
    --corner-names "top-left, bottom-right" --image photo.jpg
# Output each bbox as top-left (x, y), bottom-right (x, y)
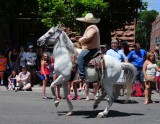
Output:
top-left (121, 63), bottom-right (136, 102)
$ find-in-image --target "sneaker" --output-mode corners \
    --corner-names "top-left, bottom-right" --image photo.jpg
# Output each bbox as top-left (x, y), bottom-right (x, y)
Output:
top-left (96, 92), bottom-right (99, 97)
top-left (1, 80), bottom-right (3, 85)
top-left (156, 89), bottom-right (159, 93)
top-left (68, 94), bottom-right (73, 100)
top-left (75, 95), bottom-right (81, 100)
top-left (26, 88), bottom-right (32, 91)
top-left (57, 96), bottom-right (62, 100)
top-left (15, 87), bottom-right (20, 92)
top-left (42, 96), bottom-right (50, 100)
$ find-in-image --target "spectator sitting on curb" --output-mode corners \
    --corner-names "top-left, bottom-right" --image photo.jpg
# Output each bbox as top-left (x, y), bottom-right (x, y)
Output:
top-left (15, 66), bottom-right (32, 92)
top-left (8, 70), bottom-right (17, 90)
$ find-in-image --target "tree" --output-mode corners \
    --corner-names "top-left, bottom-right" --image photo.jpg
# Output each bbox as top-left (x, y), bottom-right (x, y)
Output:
top-left (37, 0), bottom-right (108, 27)
top-left (37, 0), bottom-right (143, 44)
top-left (136, 10), bottom-right (159, 50)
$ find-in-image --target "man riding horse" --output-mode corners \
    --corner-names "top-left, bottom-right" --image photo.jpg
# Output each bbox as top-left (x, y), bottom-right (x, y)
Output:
top-left (76, 13), bottom-right (101, 83)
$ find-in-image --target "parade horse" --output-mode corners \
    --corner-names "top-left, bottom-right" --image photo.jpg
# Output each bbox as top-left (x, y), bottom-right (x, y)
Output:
top-left (37, 25), bottom-right (136, 118)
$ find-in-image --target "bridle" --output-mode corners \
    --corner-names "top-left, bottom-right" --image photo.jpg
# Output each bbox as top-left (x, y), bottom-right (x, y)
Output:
top-left (42, 27), bottom-right (62, 48)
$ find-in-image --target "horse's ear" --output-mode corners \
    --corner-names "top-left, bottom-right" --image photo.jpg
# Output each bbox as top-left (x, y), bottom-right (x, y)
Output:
top-left (57, 24), bottom-right (61, 29)
top-left (55, 25), bottom-right (61, 31)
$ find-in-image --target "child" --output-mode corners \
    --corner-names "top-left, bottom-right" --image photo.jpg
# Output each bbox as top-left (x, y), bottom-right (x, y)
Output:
top-left (8, 70), bottom-right (17, 90)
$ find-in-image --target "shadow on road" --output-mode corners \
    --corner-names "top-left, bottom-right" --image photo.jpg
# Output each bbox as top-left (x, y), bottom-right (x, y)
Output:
top-left (57, 110), bottom-right (144, 118)
top-left (114, 99), bottom-right (139, 104)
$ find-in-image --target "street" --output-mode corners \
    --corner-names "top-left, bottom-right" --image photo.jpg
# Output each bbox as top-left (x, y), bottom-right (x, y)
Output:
top-left (0, 86), bottom-right (160, 124)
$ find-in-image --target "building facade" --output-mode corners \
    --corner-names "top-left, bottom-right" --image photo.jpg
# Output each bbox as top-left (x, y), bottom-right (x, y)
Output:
top-left (111, 20), bottom-right (136, 50)
top-left (150, 15), bottom-right (160, 52)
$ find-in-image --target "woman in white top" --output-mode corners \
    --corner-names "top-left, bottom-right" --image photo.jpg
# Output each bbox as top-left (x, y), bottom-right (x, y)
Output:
top-left (143, 52), bottom-right (160, 105)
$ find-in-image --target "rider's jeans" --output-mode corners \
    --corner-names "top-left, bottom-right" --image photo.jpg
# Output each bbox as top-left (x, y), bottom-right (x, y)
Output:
top-left (77, 48), bottom-right (98, 80)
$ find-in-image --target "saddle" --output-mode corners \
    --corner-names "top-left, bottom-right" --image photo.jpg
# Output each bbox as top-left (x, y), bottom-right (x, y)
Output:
top-left (72, 51), bottom-right (104, 70)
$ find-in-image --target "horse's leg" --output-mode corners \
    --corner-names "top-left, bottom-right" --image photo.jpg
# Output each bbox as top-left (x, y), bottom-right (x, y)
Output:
top-left (97, 84), bottom-right (114, 118)
top-left (62, 82), bottom-right (74, 116)
top-left (93, 91), bottom-right (107, 109)
top-left (50, 75), bottom-right (64, 107)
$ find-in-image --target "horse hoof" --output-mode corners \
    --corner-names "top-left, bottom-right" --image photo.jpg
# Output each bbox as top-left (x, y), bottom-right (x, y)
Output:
top-left (55, 101), bottom-right (59, 107)
top-left (66, 112), bottom-right (73, 116)
top-left (97, 112), bottom-right (106, 118)
top-left (93, 104), bottom-right (98, 109)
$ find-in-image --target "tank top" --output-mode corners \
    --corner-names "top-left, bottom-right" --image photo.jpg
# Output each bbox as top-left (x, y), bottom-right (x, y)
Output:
top-left (40, 61), bottom-right (50, 75)
top-left (146, 63), bottom-right (157, 76)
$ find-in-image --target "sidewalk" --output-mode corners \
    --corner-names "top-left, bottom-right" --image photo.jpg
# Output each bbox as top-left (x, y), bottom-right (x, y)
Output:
top-left (0, 85), bottom-right (50, 93)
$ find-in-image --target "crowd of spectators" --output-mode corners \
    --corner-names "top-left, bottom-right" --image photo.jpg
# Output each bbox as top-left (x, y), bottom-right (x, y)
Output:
top-left (106, 39), bottom-right (160, 105)
top-left (0, 43), bottom-right (50, 96)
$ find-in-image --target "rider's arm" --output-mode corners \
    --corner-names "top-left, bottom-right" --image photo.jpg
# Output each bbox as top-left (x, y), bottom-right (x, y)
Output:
top-left (79, 27), bottom-right (96, 44)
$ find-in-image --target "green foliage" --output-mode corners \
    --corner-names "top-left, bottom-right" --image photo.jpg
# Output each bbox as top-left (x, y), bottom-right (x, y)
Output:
top-left (136, 10), bottom-right (159, 50)
top-left (37, 0), bottom-right (108, 28)
top-left (157, 60), bottom-right (160, 67)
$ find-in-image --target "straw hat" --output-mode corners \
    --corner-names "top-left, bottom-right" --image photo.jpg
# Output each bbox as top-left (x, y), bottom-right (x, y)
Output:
top-left (76, 13), bottom-right (101, 24)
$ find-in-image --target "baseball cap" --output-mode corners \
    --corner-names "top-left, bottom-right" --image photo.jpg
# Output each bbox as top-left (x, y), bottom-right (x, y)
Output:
top-left (28, 45), bottom-right (33, 49)
top-left (22, 65), bottom-right (27, 68)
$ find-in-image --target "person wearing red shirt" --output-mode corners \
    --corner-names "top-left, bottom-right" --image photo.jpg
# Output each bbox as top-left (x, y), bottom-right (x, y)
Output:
top-left (0, 51), bottom-right (7, 85)
top-left (40, 53), bottom-right (50, 99)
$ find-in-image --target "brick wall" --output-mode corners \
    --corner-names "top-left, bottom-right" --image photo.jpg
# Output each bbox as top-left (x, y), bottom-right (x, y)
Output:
top-left (150, 15), bottom-right (160, 52)
top-left (111, 20), bottom-right (136, 50)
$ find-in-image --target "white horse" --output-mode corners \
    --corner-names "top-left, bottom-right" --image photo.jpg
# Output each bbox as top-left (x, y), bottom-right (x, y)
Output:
top-left (37, 26), bottom-right (136, 118)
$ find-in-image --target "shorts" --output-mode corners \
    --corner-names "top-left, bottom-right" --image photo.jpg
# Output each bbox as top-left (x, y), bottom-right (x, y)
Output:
top-left (40, 74), bottom-right (49, 80)
top-left (134, 66), bottom-right (144, 82)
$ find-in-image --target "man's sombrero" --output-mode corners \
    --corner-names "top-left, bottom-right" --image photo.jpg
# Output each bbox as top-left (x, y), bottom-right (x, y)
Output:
top-left (76, 13), bottom-right (101, 24)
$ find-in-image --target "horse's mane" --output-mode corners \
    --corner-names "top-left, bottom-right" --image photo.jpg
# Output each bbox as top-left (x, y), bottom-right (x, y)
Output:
top-left (61, 30), bottom-right (76, 56)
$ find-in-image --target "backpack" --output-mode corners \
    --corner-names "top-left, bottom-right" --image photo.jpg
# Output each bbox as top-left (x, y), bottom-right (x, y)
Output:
top-left (131, 81), bottom-right (144, 97)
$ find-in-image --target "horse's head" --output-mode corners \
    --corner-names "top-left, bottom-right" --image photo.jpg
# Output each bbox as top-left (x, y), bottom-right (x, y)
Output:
top-left (37, 25), bottom-right (62, 46)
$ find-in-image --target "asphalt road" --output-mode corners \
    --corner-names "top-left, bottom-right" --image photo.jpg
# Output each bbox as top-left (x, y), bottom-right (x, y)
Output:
top-left (0, 86), bottom-right (160, 124)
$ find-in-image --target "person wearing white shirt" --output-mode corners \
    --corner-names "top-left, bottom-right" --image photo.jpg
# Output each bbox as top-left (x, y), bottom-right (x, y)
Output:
top-left (15, 66), bottom-right (32, 91)
top-left (25, 45), bottom-right (37, 86)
